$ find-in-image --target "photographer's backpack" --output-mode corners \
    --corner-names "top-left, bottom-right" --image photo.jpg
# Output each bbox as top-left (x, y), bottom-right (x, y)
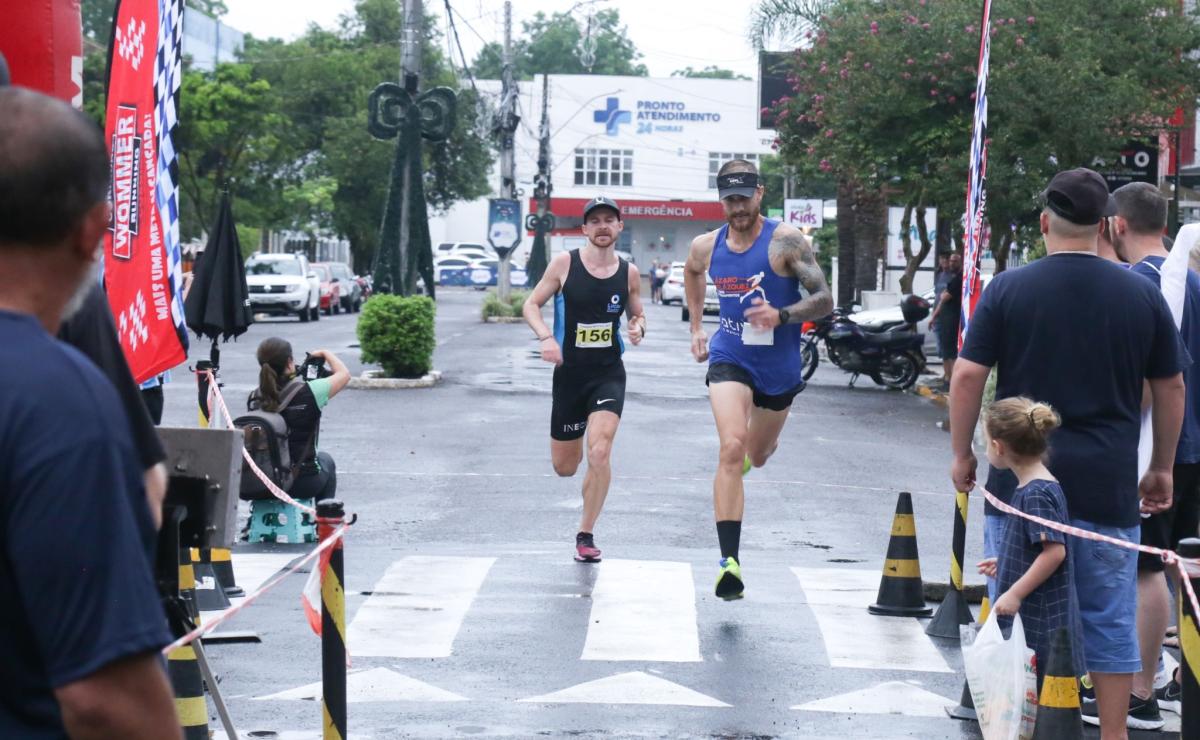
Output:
top-left (234, 379), bottom-right (307, 499)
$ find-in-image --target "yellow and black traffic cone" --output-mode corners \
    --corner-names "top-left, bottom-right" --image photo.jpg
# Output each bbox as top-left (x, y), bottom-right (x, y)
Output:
top-left (190, 547), bottom-right (231, 612)
top-left (1032, 626), bottom-right (1083, 739)
top-left (977, 596), bottom-right (991, 625)
top-left (167, 644), bottom-right (210, 740)
top-left (209, 546), bottom-right (244, 597)
top-left (178, 550), bottom-right (201, 627)
top-left (869, 492), bottom-right (932, 617)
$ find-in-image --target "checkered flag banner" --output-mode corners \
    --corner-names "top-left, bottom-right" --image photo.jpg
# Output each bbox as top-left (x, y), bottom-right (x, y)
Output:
top-left (154, 0), bottom-right (189, 354)
top-left (959, 0), bottom-right (992, 350)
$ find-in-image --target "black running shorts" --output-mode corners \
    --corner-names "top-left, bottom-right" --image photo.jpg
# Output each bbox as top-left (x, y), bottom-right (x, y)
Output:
top-left (551, 362), bottom-right (626, 441)
top-left (706, 362), bottom-right (804, 412)
top-left (1138, 461), bottom-right (1200, 572)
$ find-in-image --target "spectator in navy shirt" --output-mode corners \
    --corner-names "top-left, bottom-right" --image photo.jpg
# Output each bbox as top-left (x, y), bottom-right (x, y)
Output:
top-left (0, 88), bottom-right (180, 739)
top-left (1111, 181), bottom-right (1200, 721)
top-left (949, 168), bottom-right (1187, 740)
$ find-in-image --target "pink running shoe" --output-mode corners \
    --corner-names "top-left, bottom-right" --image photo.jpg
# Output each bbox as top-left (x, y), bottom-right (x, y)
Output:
top-left (574, 532), bottom-right (601, 562)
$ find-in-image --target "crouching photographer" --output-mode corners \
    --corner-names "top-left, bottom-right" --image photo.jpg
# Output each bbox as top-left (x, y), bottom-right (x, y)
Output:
top-left (245, 337), bottom-right (350, 502)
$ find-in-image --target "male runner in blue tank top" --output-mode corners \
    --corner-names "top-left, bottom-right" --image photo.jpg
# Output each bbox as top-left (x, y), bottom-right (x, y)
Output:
top-left (523, 196), bottom-right (647, 562)
top-left (685, 159), bottom-right (833, 599)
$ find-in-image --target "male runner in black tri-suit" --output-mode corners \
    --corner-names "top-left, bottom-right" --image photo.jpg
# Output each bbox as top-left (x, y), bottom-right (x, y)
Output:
top-left (523, 196), bottom-right (646, 562)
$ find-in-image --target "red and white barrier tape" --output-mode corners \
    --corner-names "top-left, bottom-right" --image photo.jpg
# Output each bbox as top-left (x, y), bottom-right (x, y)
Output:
top-left (203, 369), bottom-right (318, 518)
top-left (980, 486), bottom-right (1200, 626)
top-left (162, 524), bottom-right (348, 654)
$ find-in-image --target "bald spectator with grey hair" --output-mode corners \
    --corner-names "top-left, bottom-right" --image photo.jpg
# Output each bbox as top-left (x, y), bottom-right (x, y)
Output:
top-left (0, 87), bottom-right (181, 739)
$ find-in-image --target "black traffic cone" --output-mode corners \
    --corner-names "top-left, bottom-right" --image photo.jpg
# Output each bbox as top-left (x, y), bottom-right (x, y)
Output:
top-left (190, 547), bottom-right (231, 611)
top-left (869, 492), bottom-right (933, 617)
top-left (1032, 626), bottom-right (1083, 739)
top-left (209, 546), bottom-right (244, 597)
top-left (945, 677), bottom-right (977, 721)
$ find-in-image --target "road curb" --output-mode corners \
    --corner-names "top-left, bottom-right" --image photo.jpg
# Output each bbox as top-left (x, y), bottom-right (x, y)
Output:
top-left (348, 370), bottom-right (443, 390)
top-left (482, 316), bottom-right (524, 324)
top-left (914, 384), bottom-right (949, 408)
top-left (923, 580), bottom-right (987, 604)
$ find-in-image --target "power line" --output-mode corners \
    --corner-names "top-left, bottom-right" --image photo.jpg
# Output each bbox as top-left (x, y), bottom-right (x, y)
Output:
top-left (443, 0), bottom-right (478, 95)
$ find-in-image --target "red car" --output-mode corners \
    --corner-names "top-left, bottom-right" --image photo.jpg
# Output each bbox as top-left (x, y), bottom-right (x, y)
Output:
top-left (311, 263), bottom-right (342, 315)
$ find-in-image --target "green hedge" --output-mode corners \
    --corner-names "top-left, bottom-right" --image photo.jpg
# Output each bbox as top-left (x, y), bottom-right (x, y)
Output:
top-left (357, 294), bottom-right (435, 378)
top-left (480, 289), bottom-right (529, 319)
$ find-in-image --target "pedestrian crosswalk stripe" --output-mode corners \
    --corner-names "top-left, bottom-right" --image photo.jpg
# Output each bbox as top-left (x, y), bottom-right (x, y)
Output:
top-left (347, 555), bottom-right (495, 658)
top-left (199, 552), bottom-right (298, 621)
top-left (581, 559), bottom-right (701, 662)
top-left (791, 567), bottom-right (952, 673)
top-left (254, 667), bottom-right (467, 703)
top-left (519, 671), bottom-right (729, 707)
top-left (793, 681), bottom-right (954, 717)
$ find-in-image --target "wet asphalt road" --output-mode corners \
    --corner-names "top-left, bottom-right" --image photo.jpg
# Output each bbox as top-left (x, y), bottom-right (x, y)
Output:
top-left (157, 288), bottom-right (1172, 739)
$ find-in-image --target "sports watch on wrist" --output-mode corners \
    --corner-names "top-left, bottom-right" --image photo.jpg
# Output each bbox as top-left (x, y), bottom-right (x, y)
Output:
top-left (778, 308), bottom-right (791, 325)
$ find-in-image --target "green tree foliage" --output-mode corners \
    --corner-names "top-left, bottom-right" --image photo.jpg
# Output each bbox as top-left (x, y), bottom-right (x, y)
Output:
top-left (82, 0), bottom-right (493, 272)
top-left (175, 63), bottom-right (289, 240)
top-left (242, 0), bottom-right (492, 270)
top-left (471, 9), bottom-right (647, 79)
top-left (671, 66), bottom-right (750, 80)
top-left (762, 0), bottom-right (1200, 274)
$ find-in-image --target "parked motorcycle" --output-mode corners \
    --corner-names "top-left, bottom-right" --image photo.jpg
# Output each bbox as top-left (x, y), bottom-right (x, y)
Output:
top-left (800, 295), bottom-right (931, 390)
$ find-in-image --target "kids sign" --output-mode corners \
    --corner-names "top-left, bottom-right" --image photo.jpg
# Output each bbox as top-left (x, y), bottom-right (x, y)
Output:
top-left (783, 199), bottom-right (823, 229)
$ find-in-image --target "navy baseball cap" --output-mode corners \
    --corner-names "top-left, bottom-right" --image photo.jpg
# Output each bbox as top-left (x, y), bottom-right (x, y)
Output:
top-left (583, 196), bottom-right (621, 221)
top-left (716, 171), bottom-right (761, 200)
top-left (1041, 168), bottom-right (1117, 225)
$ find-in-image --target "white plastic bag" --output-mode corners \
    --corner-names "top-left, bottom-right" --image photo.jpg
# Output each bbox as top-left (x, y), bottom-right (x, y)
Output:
top-left (961, 612), bottom-right (1038, 740)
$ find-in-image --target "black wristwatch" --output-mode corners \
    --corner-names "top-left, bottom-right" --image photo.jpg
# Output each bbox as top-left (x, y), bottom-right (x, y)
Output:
top-left (778, 307), bottom-right (791, 325)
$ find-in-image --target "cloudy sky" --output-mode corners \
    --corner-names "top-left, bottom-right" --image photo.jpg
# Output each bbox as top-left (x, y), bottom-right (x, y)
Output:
top-left (221, 0), bottom-right (770, 79)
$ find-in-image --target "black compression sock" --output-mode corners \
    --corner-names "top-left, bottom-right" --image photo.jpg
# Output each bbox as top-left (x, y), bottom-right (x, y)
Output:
top-left (716, 520), bottom-right (741, 562)
top-left (576, 531), bottom-right (593, 545)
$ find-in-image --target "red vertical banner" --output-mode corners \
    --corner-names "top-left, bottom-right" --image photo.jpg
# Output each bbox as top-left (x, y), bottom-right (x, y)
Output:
top-left (0, 0), bottom-right (84, 107)
top-left (104, 0), bottom-right (186, 382)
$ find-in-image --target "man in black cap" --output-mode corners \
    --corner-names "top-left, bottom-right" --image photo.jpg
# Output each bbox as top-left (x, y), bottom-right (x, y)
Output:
top-left (523, 196), bottom-right (646, 562)
top-left (949, 168), bottom-right (1188, 738)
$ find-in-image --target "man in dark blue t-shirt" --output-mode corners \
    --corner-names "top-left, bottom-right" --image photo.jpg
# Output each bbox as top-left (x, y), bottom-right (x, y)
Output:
top-left (1111, 181), bottom-right (1200, 721)
top-left (949, 168), bottom-right (1188, 736)
top-left (0, 88), bottom-right (179, 739)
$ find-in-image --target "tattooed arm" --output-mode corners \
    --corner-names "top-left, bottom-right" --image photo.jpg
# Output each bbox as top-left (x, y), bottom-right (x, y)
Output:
top-left (745, 224), bottom-right (834, 330)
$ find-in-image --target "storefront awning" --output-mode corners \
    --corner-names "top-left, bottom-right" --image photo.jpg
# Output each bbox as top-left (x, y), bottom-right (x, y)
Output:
top-left (529, 197), bottom-right (726, 225)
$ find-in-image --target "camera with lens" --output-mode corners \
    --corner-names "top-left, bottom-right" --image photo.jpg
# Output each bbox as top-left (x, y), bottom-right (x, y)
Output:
top-left (299, 352), bottom-right (332, 381)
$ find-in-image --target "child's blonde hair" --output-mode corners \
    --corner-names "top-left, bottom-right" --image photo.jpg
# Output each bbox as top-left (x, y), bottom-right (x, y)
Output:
top-left (985, 396), bottom-right (1061, 458)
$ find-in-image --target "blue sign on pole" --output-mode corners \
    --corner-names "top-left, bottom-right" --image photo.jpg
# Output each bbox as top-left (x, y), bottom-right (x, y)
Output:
top-left (488, 198), bottom-right (522, 258)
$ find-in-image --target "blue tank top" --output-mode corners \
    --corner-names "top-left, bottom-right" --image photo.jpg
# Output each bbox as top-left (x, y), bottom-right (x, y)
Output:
top-left (708, 218), bottom-right (804, 395)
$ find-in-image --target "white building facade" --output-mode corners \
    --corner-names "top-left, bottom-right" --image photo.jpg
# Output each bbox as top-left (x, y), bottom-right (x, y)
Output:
top-left (430, 74), bottom-right (777, 268)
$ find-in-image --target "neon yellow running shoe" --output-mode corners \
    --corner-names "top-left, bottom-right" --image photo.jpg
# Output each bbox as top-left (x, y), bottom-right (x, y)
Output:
top-left (715, 557), bottom-right (744, 600)
top-left (742, 455), bottom-right (752, 476)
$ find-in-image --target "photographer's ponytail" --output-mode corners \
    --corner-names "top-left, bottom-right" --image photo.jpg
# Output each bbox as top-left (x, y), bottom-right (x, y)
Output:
top-left (255, 337), bottom-right (293, 412)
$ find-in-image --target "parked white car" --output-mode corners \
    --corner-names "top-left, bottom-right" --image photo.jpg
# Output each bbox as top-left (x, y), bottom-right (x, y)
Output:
top-left (662, 262), bottom-right (686, 304)
top-left (245, 253), bottom-right (321, 322)
top-left (434, 255), bottom-right (475, 284)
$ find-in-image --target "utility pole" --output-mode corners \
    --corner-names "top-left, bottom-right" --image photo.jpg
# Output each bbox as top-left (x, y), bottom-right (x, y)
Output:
top-left (495, 0), bottom-right (519, 302)
top-left (396, 0), bottom-right (422, 293)
top-left (526, 73), bottom-right (554, 286)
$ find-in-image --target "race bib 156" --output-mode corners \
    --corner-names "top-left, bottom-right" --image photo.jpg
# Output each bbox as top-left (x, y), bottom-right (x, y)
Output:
top-left (575, 322), bottom-right (614, 348)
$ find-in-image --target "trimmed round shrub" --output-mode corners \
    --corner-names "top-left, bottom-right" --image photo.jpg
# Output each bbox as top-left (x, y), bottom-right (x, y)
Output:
top-left (357, 294), bottom-right (435, 378)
